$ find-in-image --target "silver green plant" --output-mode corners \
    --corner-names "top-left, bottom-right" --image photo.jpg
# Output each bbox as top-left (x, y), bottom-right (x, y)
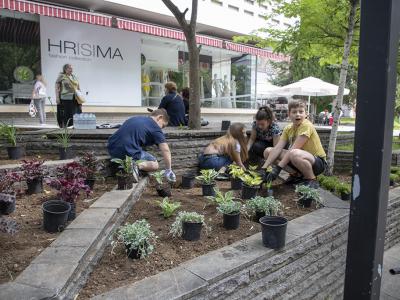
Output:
top-left (169, 211), bottom-right (206, 237)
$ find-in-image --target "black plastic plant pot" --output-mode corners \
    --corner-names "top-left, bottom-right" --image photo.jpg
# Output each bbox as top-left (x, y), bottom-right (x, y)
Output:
top-left (260, 216), bottom-right (288, 249)
top-left (221, 120), bottom-right (231, 131)
top-left (341, 192), bottom-right (351, 201)
top-left (182, 222), bottom-right (202, 241)
top-left (298, 197), bottom-right (312, 208)
top-left (0, 193), bottom-right (16, 215)
top-left (181, 173), bottom-right (196, 189)
top-left (201, 183), bottom-right (216, 196)
top-left (231, 177), bottom-right (242, 190)
top-left (59, 147), bottom-right (73, 160)
top-left (117, 176), bottom-right (133, 190)
top-left (157, 185), bottom-right (172, 197)
top-left (27, 177), bottom-right (43, 195)
top-left (42, 200), bottom-right (71, 233)
top-left (390, 179), bottom-right (394, 186)
top-left (125, 244), bottom-right (141, 259)
top-left (7, 146), bottom-right (24, 160)
top-left (84, 178), bottom-right (96, 190)
top-left (68, 202), bottom-right (76, 221)
top-left (242, 185), bottom-right (259, 200)
top-left (223, 212), bottom-right (240, 230)
top-left (254, 210), bottom-right (266, 223)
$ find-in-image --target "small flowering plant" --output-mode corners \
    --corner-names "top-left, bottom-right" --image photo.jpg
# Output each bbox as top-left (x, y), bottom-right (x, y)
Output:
top-left (47, 177), bottom-right (91, 203)
top-left (0, 171), bottom-right (22, 195)
top-left (56, 161), bottom-right (88, 180)
top-left (79, 151), bottom-right (101, 179)
top-left (21, 159), bottom-right (45, 181)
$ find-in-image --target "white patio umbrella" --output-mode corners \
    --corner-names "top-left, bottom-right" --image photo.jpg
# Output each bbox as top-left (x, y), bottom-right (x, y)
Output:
top-left (276, 76), bottom-right (350, 113)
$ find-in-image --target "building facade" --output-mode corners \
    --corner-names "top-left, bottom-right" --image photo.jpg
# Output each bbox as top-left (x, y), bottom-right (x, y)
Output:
top-left (0, 0), bottom-right (291, 112)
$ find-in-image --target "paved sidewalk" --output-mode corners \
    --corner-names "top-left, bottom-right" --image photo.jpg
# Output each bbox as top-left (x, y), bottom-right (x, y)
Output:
top-left (381, 242), bottom-right (400, 299)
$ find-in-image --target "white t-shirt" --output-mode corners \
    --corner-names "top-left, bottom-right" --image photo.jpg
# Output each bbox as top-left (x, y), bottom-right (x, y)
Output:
top-left (235, 141), bottom-right (241, 153)
top-left (33, 81), bottom-right (47, 98)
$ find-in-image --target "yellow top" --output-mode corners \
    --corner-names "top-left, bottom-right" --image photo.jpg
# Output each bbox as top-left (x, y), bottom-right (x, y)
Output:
top-left (142, 74), bottom-right (150, 93)
top-left (281, 119), bottom-right (326, 158)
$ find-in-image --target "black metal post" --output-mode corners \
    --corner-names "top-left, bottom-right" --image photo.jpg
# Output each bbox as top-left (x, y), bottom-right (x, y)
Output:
top-left (344, 0), bottom-right (400, 299)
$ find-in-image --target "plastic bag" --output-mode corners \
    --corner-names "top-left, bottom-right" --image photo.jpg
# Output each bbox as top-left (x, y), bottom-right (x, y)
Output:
top-left (28, 100), bottom-right (37, 117)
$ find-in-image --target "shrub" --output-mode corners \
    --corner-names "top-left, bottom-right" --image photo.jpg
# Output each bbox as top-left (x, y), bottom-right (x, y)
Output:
top-left (196, 169), bottom-right (219, 185)
top-left (156, 197), bottom-right (181, 218)
top-left (0, 122), bottom-right (18, 146)
top-left (244, 196), bottom-right (282, 216)
top-left (320, 176), bottom-right (339, 191)
top-left (47, 177), bottom-right (91, 203)
top-left (112, 219), bottom-right (157, 259)
top-left (79, 151), bottom-right (100, 179)
top-left (217, 201), bottom-right (242, 215)
top-left (295, 185), bottom-right (324, 208)
top-left (21, 159), bottom-right (45, 181)
top-left (336, 182), bottom-right (351, 194)
top-left (56, 161), bottom-right (87, 180)
top-left (111, 156), bottom-right (133, 177)
top-left (390, 173), bottom-right (399, 183)
top-left (390, 166), bottom-right (400, 174)
top-left (170, 211), bottom-right (206, 237)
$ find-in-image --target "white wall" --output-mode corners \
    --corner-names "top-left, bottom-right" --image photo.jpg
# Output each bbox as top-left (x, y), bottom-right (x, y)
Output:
top-left (40, 16), bottom-right (141, 106)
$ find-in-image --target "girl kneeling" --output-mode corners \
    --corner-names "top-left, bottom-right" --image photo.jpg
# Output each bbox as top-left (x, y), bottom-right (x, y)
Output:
top-left (198, 123), bottom-right (248, 171)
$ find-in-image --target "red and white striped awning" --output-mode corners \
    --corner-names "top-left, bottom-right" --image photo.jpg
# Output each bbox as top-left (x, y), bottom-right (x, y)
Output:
top-left (0, 0), bottom-right (288, 61)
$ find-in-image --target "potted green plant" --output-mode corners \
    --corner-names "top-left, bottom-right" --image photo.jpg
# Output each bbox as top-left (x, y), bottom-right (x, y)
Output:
top-left (79, 151), bottom-right (100, 190)
top-left (156, 197), bottom-right (181, 218)
top-left (206, 189), bottom-right (235, 207)
top-left (111, 156), bottom-right (134, 190)
top-left (170, 211), bottom-right (206, 241)
top-left (21, 159), bottom-right (46, 194)
top-left (295, 185), bottom-right (324, 208)
top-left (336, 182), bottom-right (351, 200)
top-left (181, 172), bottom-right (196, 189)
top-left (112, 219), bottom-right (157, 259)
top-left (264, 180), bottom-right (274, 197)
top-left (56, 125), bottom-right (73, 160)
top-left (151, 170), bottom-right (171, 197)
top-left (0, 122), bottom-right (24, 159)
top-left (240, 173), bottom-right (263, 200)
top-left (228, 164), bottom-right (245, 190)
top-left (217, 200), bottom-right (242, 230)
top-left (196, 169), bottom-right (219, 196)
top-left (244, 196), bottom-right (282, 222)
top-left (390, 173), bottom-right (399, 186)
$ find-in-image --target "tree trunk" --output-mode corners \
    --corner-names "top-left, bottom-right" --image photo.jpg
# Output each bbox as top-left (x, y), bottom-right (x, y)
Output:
top-left (326, 0), bottom-right (359, 175)
top-left (187, 33), bottom-right (201, 129)
top-left (161, 0), bottom-right (201, 129)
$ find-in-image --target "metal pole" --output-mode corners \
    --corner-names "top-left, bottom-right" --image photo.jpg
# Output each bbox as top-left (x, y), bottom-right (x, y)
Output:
top-left (344, 0), bottom-right (400, 299)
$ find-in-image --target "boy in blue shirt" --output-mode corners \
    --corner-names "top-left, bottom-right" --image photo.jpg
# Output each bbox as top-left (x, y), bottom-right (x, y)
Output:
top-left (108, 109), bottom-right (175, 182)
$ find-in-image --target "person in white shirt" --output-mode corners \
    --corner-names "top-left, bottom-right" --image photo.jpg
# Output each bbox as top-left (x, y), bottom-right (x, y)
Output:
top-left (31, 74), bottom-right (47, 125)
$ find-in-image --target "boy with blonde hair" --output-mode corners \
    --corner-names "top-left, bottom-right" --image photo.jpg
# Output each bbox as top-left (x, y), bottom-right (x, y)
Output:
top-left (263, 100), bottom-right (326, 188)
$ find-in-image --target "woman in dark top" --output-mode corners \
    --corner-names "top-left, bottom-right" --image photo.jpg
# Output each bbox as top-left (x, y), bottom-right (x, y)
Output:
top-left (158, 81), bottom-right (186, 126)
top-left (247, 106), bottom-right (282, 164)
top-left (181, 87), bottom-right (190, 115)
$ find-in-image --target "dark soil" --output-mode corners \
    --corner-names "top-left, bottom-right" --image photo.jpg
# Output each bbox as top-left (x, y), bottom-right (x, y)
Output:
top-left (0, 178), bottom-right (117, 283)
top-left (79, 179), bottom-right (316, 299)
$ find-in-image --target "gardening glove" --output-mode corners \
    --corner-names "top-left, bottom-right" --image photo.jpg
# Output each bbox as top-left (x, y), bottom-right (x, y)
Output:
top-left (165, 169), bottom-right (176, 182)
top-left (266, 166), bottom-right (282, 183)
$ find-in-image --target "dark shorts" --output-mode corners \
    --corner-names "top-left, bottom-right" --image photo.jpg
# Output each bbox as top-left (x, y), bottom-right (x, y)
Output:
top-left (288, 156), bottom-right (327, 176)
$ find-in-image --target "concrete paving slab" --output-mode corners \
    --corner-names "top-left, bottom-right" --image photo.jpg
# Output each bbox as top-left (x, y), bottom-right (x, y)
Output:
top-left (92, 267), bottom-right (206, 300)
top-left (51, 228), bottom-right (102, 248)
top-left (0, 282), bottom-right (55, 300)
top-left (16, 261), bottom-right (78, 292)
top-left (33, 245), bottom-right (88, 265)
top-left (67, 207), bottom-right (116, 229)
top-left (382, 244), bottom-right (400, 299)
top-left (90, 189), bottom-right (132, 210)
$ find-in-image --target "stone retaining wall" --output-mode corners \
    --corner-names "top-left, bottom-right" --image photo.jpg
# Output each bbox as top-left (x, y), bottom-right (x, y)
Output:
top-left (93, 187), bottom-right (400, 300)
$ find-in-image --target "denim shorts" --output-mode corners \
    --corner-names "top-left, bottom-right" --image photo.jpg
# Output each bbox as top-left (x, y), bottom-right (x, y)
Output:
top-left (198, 154), bottom-right (232, 170)
top-left (139, 151), bottom-right (157, 162)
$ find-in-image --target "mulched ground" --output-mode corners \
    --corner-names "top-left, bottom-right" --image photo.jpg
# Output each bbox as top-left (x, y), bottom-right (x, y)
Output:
top-left (78, 178), bottom-right (317, 299)
top-left (0, 177), bottom-right (117, 283)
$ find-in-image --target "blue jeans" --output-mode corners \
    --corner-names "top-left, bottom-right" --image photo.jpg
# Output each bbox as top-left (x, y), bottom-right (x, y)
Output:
top-left (139, 151), bottom-right (157, 162)
top-left (198, 154), bottom-right (232, 171)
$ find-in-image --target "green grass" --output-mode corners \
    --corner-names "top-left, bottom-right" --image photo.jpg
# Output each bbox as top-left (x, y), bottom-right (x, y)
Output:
top-left (337, 138), bottom-right (400, 151)
top-left (340, 117), bottom-right (400, 130)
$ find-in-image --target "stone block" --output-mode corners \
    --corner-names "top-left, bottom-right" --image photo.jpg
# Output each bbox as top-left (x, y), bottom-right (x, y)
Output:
top-left (90, 189), bottom-right (132, 210)
top-left (92, 267), bottom-right (207, 300)
top-left (51, 228), bottom-right (102, 248)
top-left (33, 245), bottom-right (88, 265)
top-left (0, 283), bottom-right (55, 300)
top-left (67, 207), bottom-right (116, 229)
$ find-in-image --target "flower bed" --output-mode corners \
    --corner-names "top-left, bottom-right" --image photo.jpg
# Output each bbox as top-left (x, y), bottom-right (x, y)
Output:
top-left (78, 179), bottom-right (317, 299)
top-left (0, 177), bottom-right (117, 283)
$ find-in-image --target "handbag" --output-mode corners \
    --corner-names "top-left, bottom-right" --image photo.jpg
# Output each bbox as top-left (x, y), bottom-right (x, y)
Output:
top-left (65, 75), bottom-right (86, 104)
top-left (28, 100), bottom-right (37, 117)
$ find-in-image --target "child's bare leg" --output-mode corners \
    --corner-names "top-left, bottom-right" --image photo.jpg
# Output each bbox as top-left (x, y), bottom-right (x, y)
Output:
top-left (138, 161), bottom-right (159, 172)
top-left (288, 149), bottom-right (316, 179)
